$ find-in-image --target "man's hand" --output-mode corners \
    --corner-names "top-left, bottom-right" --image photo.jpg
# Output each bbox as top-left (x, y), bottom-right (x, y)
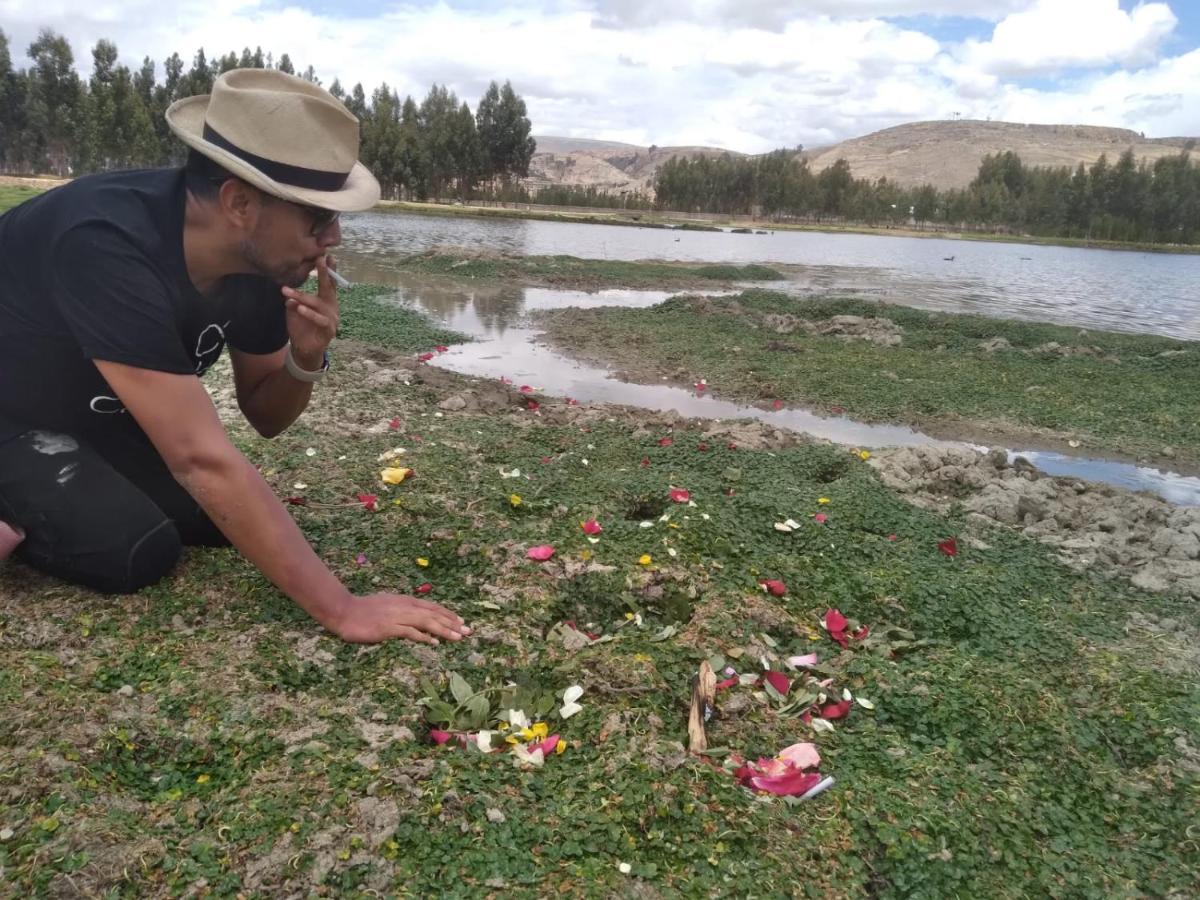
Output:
top-left (332, 593), bottom-right (473, 645)
top-left (281, 254), bottom-right (339, 362)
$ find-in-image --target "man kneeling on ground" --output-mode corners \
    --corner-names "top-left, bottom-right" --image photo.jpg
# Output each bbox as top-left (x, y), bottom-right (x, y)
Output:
top-left (0, 69), bottom-right (469, 647)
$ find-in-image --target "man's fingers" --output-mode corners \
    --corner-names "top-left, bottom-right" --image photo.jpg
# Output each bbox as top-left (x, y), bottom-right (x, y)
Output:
top-left (396, 625), bottom-right (437, 645)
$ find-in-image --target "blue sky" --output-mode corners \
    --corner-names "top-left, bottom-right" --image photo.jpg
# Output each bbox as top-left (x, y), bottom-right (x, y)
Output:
top-left (2, 0), bottom-right (1197, 150)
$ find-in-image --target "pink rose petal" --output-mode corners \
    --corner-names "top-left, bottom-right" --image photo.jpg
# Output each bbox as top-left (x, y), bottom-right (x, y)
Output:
top-left (582, 519), bottom-right (603, 535)
top-left (778, 742), bottom-right (821, 770)
top-left (747, 769), bottom-right (823, 796)
top-left (787, 653), bottom-right (819, 668)
top-left (527, 545), bottom-right (556, 561)
top-left (430, 729), bottom-right (452, 745)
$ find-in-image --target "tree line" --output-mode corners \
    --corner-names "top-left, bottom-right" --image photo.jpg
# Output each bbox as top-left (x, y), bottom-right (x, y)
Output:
top-left (654, 147), bottom-right (1200, 244)
top-left (0, 28), bottom-right (536, 200)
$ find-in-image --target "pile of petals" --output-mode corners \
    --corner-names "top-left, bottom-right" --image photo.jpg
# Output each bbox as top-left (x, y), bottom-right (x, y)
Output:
top-left (729, 742), bottom-right (829, 797)
top-left (429, 687), bottom-right (583, 769)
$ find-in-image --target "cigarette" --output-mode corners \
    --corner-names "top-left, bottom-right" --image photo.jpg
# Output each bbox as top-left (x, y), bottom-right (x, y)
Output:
top-left (308, 266), bottom-right (352, 289)
top-left (799, 775), bottom-right (836, 801)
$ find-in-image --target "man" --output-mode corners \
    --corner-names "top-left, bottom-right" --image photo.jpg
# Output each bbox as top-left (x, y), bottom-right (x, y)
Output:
top-left (0, 68), bottom-right (469, 646)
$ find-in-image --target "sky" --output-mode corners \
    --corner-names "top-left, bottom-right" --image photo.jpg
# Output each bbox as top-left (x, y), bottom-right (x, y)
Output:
top-left (1, 0), bottom-right (1198, 153)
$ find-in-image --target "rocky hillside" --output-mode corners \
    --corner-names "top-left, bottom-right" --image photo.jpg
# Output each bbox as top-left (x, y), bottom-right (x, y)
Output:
top-left (526, 137), bottom-right (744, 197)
top-left (528, 120), bottom-right (1198, 195)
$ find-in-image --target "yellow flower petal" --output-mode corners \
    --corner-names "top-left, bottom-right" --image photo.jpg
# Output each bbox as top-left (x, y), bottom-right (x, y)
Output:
top-left (530, 722), bottom-right (549, 739)
top-left (416, 557), bottom-right (429, 567)
top-left (510, 494), bottom-right (522, 507)
top-left (556, 741), bottom-right (567, 755)
top-left (381, 466), bottom-right (413, 485)
top-left (639, 554), bottom-right (652, 566)
top-left (817, 497), bottom-right (830, 505)
top-left (859, 450), bottom-right (871, 460)
top-left (196, 774), bottom-right (210, 784)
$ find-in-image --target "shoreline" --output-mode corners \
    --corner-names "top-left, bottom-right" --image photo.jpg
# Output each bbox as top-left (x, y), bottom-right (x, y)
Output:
top-left (3, 176), bottom-right (1194, 255)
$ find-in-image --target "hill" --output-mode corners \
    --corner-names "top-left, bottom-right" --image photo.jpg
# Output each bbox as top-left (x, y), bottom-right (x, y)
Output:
top-left (527, 120), bottom-right (1198, 196)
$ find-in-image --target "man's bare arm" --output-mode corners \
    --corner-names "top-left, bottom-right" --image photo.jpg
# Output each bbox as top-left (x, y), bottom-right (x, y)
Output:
top-left (94, 359), bottom-right (469, 644)
top-left (230, 346), bottom-right (315, 438)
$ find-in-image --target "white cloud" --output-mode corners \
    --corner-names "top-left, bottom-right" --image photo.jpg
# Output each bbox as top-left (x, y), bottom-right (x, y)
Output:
top-left (0, 0), bottom-right (1195, 153)
top-left (963, 0), bottom-right (1177, 77)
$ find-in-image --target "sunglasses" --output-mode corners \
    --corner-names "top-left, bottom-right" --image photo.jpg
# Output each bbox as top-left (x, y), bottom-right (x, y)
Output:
top-left (293, 202), bottom-right (341, 236)
top-left (208, 177), bottom-right (341, 235)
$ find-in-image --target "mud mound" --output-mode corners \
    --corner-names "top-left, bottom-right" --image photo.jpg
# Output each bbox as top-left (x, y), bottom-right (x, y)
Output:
top-left (874, 446), bottom-right (1200, 598)
top-left (763, 312), bottom-right (904, 347)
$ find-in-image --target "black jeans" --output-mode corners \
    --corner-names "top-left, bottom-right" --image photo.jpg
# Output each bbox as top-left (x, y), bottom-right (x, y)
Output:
top-left (0, 424), bottom-right (229, 593)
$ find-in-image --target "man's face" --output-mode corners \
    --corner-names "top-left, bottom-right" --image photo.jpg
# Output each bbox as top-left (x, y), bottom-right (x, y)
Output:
top-left (238, 190), bottom-right (342, 287)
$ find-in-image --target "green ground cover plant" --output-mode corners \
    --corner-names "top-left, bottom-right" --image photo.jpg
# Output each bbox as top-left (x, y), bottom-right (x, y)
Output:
top-left (0, 185), bottom-right (43, 214)
top-left (0, 283), bottom-right (1196, 897)
top-left (537, 290), bottom-right (1200, 465)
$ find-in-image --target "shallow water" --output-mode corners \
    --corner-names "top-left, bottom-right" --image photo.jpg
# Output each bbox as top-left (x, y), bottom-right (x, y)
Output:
top-left (341, 210), bottom-right (1200, 340)
top-left (339, 263), bottom-right (1200, 505)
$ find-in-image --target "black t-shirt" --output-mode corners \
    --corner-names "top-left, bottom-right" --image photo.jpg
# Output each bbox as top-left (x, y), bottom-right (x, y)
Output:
top-left (0, 168), bottom-right (287, 445)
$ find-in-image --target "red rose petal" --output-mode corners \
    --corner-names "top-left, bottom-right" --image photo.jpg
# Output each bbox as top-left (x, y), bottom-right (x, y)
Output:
top-left (760, 579), bottom-right (787, 597)
top-left (415, 582), bottom-right (433, 594)
top-left (715, 676), bottom-right (740, 691)
top-left (389, 418), bottom-right (401, 430)
top-left (284, 496), bottom-right (307, 506)
top-left (356, 493), bottom-right (379, 511)
top-left (640, 457), bottom-right (650, 467)
top-left (417, 352), bottom-right (434, 362)
top-left (519, 385), bottom-right (533, 393)
top-left (772, 399), bottom-right (783, 410)
top-left (820, 699), bottom-right (852, 720)
top-left (669, 488), bottom-right (691, 503)
top-left (430, 729), bottom-right (452, 745)
top-left (938, 537), bottom-right (958, 557)
top-left (763, 670), bottom-right (790, 696)
top-left (658, 437), bottom-right (673, 447)
top-left (435, 345), bottom-right (449, 352)
top-left (582, 519), bottom-right (603, 535)
top-left (824, 608), bottom-right (848, 633)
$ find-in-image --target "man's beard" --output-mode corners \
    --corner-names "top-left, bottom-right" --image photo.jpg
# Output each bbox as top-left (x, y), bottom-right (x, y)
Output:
top-left (239, 237), bottom-right (309, 288)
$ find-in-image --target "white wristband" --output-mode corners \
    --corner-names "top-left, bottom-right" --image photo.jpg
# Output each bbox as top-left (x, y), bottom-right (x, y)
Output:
top-left (284, 344), bottom-right (328, 383)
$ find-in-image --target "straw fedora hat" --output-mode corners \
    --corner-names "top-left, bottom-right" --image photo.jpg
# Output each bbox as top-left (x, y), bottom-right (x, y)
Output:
top-left (166, 68), bottom-right (380, 212)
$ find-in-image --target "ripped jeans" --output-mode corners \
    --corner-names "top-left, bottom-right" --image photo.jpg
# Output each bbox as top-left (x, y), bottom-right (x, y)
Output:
top-left (0, 425), bottom-right (229, 593)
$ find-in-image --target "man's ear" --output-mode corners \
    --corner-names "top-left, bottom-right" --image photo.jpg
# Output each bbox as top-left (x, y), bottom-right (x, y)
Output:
top-left (217, 178), bottom-right (263, 230)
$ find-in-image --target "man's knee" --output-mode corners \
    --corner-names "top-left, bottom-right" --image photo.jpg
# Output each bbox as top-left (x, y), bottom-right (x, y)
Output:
top-left (113, 518), bottom-right (183, 593)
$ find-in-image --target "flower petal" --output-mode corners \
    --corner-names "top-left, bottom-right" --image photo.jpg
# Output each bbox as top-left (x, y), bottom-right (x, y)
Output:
top-left (430, 729), bottom-right (452, 745)
top-left (778, 742), bottom-right (821, 770)
top-left (938, 537), bottom-right (959, 557)
top-left (824, 609), bottom-right (848, 633)
top-left (786, 653), bottom-right (819, 668)
top-left (582, 519), bottom-right (603, 535)
top-left (760, 579), bottom-right (787, 597)
top-left (356, 493), bottom-right (379, 511)
top-left (763, 670), bottom-right (790, 696)
top-left (563, 685), bottom-right (584, 704)
top-left (381, 466), bottom-right (413, 485)
top-left (820, 699), bottom-right (852, 720)
top-left (748, 769), bottom-right (823, 796)
top-left (527, 545), bottom-right (556, 561)
top-left (669, 488), bottom-right (691, 503)
top-left (415, 582), bottom-right (433, 594)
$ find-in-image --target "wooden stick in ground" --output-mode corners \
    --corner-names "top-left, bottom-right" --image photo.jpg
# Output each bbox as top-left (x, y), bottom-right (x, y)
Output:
top-left (688, 660), bottom-right (717, 753)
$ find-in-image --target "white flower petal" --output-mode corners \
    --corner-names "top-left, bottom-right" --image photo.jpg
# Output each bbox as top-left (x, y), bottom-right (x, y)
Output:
top-left (856, 696), bottom-right (876, 710)
top-left (560, 701), bottom-right (583, 719)
top-left (842, 688), bottom-right (853, 702)
top-left (811, 717), bottom-right (835, 733)
top-left (563, 685), bottom-right (584, 704)
top-left (618, 862), bottom-right (632, 875)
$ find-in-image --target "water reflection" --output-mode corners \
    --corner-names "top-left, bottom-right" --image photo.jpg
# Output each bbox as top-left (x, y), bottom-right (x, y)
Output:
top-left (336, 266), bottom-right (1200, 505)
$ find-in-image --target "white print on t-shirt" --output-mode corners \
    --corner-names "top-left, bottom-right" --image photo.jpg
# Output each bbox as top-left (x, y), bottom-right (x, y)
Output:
top-left (89, 395), bottom-right (127, 415)
top-left (194, 321), bottom-right (230, 374)
top-left (30, 431), bottom-right (80, 454)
